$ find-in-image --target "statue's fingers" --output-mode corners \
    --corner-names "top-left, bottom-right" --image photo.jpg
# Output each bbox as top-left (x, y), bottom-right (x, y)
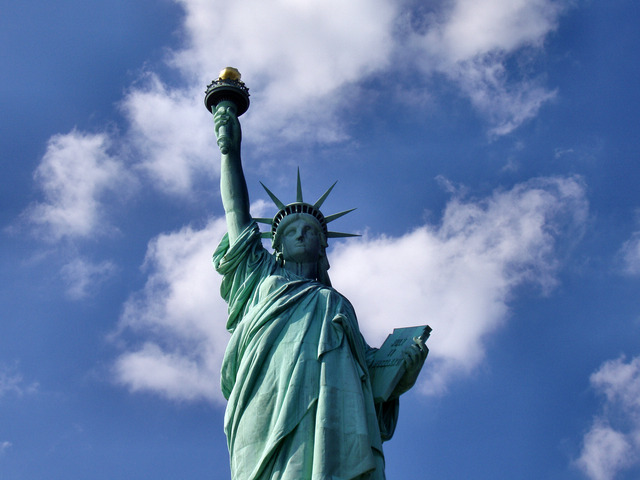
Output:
top-left (413, 336), bottom-right (428, 353)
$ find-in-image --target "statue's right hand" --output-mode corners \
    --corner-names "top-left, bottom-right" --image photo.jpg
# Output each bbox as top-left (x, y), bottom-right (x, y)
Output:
top-left (213, 101), bottom-right (241, 155)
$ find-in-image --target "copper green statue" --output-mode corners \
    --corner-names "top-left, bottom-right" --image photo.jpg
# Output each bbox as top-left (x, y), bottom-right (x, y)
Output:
top-left (207, 68), bottom-right (429, 480)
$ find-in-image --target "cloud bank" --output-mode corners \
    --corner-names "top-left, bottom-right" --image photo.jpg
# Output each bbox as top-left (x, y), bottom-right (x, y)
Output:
top-left (26, 0), bottom-right (570, 226)
top-left (21, 0), bottom-right (580, 403)
top-left (113, 176), bottom-right (587, 402)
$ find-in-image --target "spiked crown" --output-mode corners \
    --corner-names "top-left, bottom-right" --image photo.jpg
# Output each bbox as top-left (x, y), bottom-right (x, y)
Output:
top-left (254, 170), bottom-right (359, 246)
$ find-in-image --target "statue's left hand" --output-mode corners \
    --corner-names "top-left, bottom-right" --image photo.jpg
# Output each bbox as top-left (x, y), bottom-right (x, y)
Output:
top-left (393, 337), bottom-right (428, 396)
top-left (404, 336), bottom-right (428, 373)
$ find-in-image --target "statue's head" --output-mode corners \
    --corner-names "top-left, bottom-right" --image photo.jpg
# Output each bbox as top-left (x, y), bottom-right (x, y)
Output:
top-left (255, 170), bottom-right (358, 286)
top-left (273, 212), bottom-right (328, 257)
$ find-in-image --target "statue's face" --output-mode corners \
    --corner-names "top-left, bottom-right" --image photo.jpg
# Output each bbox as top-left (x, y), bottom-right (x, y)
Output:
top-left (280, 217), bottom-right (322, 264)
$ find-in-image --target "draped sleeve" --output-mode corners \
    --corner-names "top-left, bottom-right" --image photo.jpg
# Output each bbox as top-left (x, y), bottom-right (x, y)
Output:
top-left (213, 222), bottom-right (276, 333)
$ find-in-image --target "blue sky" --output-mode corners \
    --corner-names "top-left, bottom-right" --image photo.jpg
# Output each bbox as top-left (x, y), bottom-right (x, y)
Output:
top-left (2, 0), bottom-right (640, 478)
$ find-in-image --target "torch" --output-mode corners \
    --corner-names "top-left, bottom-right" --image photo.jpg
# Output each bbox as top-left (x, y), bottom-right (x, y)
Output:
top-left (204, 67), bottom-right (250, 155)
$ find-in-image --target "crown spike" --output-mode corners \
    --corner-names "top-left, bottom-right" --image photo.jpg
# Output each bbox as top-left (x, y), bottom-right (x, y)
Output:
top-left (260, 182), bottom-right (286, 210)
top-left (314, 181), bottom-right (337, 209)
top-left (296, 168), bottom-right (303, 203)
top-left (325, 208), bottom-right (356, 224)
top-left (327, 231), bottom-right (361, 239)
top-left (258, 171), bottom-right (358, 244)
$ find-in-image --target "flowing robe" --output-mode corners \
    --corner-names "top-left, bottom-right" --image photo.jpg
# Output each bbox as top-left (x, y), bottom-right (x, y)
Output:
top-left (213, 223), bottom-right (399, 480)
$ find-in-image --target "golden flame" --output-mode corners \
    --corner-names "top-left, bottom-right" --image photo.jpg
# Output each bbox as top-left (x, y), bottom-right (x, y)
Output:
top-left (218, 67), bottom-right (242, 81)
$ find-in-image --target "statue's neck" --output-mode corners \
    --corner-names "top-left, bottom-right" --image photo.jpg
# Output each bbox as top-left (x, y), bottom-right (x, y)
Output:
top-left (284, 261), bottom-right (318, 281)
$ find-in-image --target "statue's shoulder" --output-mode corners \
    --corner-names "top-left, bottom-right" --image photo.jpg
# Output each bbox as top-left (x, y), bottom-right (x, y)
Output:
top-left (257, 273), bottom-right (288, 298)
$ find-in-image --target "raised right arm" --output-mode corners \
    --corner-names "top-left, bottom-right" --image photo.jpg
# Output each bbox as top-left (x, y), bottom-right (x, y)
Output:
top-left (214, 101), bottom-right (252, 245)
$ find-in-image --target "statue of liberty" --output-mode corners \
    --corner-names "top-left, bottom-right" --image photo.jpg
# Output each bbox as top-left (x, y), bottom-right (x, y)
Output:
top-left (207, 68), bottom-right (428, 480)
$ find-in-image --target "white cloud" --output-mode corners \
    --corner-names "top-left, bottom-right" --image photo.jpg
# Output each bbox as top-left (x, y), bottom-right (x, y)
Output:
top-left (27, 130), bottom-right (133, 240)
top-left (113, 177), bottom-right (586, 401)
top-left (60, 257), bottom-right (117, 300)
top-left (576, 356), bottom-right (640, 480)
top-left (329, 175), bottom-right (587, 393)
top-left (420, 0), bottom-right (564, 62)
top-left (174, 0), bottom-right (396, 79)
top-left (577, 421), bottom-right (634, 480)
top-left (115, 343), bottom-right (220, 402)
top-left (169, 0), bottom-right (398, 144)
top-left (618, 232), bottom-right (640, 276)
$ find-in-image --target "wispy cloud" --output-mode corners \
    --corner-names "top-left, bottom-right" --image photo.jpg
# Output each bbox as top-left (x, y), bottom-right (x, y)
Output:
top-left (25, 130), bottom-right (134, 240)
top-left (19, 130), bottom-right (133, 299)
top-left (0, 441), bottom-right (12, 456)
top-left (618, 232), bottom-right (640, 276)
top-left (0, 364), bottom-right (38, 399)
top-left (60, 257), bottom-right (117, 300)
top-left (408, 0), bottom-right (566, 135)
top-left (575, 355), bottom-right (640, 480)
top-left (112, 177), bottom-right (587, 402)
